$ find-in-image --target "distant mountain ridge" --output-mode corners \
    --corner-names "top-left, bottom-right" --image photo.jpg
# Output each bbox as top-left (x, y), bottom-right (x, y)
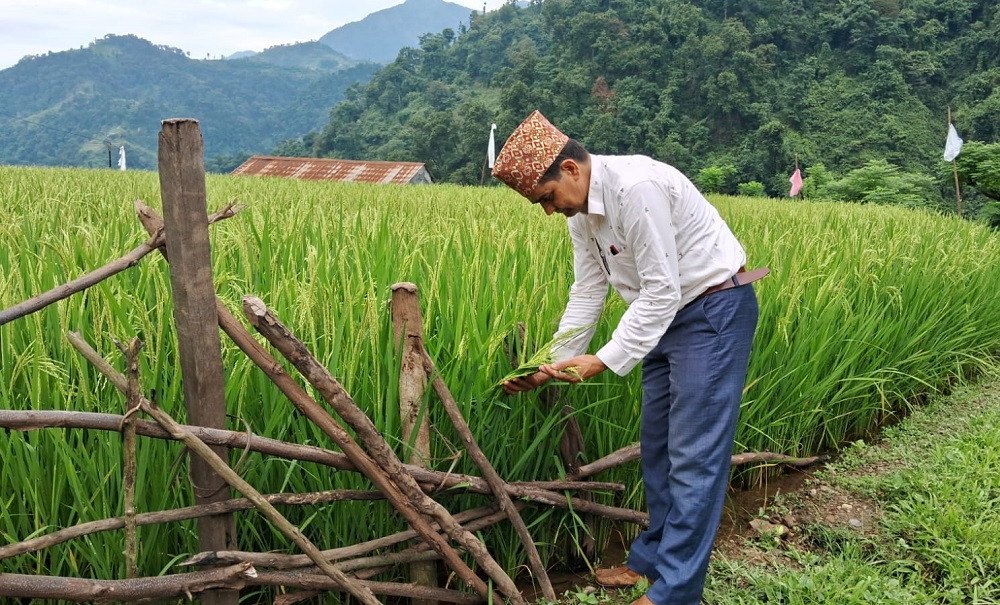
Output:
top-left (236, 41), bottom-right (357, 71)
top-left (319, 0), bottom-right (475, 63)
top-left (0, 35), bottom-right (377, 170)
top-left (0, 0), bottom-right (483, 170)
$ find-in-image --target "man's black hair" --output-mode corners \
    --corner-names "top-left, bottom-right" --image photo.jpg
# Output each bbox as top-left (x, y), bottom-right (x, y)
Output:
top-left (539, 138), bottom-right (589, 185)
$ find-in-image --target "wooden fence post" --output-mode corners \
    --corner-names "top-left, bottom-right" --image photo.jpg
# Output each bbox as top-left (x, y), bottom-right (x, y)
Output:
top-left (158, 118), bottom-right (238, 605)
top-left (391, 283), bottom-right (438, 605)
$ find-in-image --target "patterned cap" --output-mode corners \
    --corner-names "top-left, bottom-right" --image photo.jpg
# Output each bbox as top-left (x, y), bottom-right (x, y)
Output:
top-left (492, 110), bottom-right (569, 198)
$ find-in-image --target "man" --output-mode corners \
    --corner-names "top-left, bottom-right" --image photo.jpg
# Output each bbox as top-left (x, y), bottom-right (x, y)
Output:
top-left (495, 110), bottom-right (765, 605)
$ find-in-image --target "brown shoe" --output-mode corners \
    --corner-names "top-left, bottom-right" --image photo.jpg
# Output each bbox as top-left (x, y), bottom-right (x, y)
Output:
top-left (594, 564), bottom-right (647, 587)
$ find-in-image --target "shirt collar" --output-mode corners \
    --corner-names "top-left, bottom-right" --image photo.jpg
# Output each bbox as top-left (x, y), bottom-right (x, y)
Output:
top-left (587, 155), bottom-right (607, 217)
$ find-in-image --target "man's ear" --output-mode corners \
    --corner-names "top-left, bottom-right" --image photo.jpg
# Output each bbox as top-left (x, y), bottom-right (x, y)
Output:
top-left (560, 159), bottom-right (580, 177)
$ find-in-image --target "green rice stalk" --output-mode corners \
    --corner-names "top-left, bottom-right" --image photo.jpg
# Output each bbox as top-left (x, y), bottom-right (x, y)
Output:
top-left (496, 324), bottom-right (593, 386)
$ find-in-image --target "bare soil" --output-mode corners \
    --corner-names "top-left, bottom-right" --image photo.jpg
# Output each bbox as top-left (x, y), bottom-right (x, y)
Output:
top-left (530, 459), bottom-right (877, 597)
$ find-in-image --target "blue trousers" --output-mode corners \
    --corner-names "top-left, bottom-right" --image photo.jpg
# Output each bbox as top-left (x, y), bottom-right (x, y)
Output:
top-left (627, 284), bottom-right (759, 605)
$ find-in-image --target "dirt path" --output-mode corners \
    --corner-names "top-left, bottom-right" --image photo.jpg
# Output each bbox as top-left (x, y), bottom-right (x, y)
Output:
top-left (712, 380), bottom-right (1000, 574)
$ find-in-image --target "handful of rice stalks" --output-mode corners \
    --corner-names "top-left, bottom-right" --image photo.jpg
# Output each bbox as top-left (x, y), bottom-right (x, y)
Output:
top-left (496, 324), bottom-right (593, 386)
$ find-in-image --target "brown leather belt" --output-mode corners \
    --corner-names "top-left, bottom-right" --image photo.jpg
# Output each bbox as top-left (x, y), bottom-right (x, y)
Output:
top-left (694, 266), bottom-right (771, 302)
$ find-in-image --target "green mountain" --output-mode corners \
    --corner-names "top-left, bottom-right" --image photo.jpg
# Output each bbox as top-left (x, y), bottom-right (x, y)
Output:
top-left (319, 0), bottom-right (475, 63)
top-left (0, 34), bottom-right (378, 170)
top-left (231, 41), bottom-right (357, 71)
top-left (299, 0), bottom-right (999, 200)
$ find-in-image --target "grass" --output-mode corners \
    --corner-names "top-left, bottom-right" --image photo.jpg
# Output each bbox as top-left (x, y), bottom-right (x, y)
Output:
top-left (2, 166), bottom-right (1000, 592)
top-left (700, 381), bottom-right (1000, 604)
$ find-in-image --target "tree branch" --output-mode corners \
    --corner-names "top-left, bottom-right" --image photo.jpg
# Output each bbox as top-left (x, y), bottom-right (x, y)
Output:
top-left (0, 563), bottom-right (256, 603)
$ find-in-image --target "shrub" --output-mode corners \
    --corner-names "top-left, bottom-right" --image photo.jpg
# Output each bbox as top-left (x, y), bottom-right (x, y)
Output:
top-left (737, 181), bottom-right (766, 197)
top-left (823, 159), bottom-right (944, 210)
top-left (697, 164), bottom-right (737, 194)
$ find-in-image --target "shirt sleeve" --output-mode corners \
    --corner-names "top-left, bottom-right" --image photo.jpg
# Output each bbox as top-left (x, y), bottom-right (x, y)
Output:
top-left (595, 180), bottom-right (682, 375)
top-left (551, 217), bottom-right (609, 363)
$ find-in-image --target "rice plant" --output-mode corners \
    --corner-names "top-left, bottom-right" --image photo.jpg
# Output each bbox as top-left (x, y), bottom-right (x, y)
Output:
top-left (2, 165), bottom-right (999, 589)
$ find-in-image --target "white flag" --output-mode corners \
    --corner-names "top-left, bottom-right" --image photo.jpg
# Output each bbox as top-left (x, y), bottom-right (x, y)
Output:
top-left (487, 123), bottom-right (497, 168)
top-left (943, 123), bottom-right (963, 162)
top-left (117, 146), bottom-right (127, 171)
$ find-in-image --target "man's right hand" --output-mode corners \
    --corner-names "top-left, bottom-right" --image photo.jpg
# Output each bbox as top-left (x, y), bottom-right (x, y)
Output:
top-left (502, 371), bottom-right (552, 395)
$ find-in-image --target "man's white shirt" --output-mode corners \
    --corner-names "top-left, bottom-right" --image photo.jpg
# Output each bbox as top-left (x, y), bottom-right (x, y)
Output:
top-left (552, 154), bottom-right (747, 375)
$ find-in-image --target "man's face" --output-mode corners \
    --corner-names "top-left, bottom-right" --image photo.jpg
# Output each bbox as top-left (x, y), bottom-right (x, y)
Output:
top-left (528, 160), bottom-right (589, 217)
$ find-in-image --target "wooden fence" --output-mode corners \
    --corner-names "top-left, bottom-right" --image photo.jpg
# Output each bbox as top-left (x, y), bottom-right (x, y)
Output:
top-left (0, 119), bottom-right (822, 603)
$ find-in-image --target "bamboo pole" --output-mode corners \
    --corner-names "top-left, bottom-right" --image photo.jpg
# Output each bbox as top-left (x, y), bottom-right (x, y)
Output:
top-left (242, 296), bottom-right (525, 605)
top-left (0, 233), bottom-right (160, 326)
top-left (0, 566), bottom-right (480, 605)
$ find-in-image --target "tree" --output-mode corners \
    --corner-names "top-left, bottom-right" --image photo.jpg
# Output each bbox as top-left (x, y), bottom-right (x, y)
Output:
top-left (824, 159), bottom-right (944, 210)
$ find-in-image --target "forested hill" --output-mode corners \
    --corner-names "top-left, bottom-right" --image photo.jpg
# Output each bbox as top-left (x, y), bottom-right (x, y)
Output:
top-left (319, 0), bottom-right (476, 63)
top-left (298, 0), bottom-right (999, 198)
top-left (0, 35), bottom-right (378, 170)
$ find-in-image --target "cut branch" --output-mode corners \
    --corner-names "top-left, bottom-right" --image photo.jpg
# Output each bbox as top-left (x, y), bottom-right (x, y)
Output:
top-left (2, 407), bottom-right (622, 496)
top-left (0, 489), bottom-right (381, 562)
top-left (0, 563), bottom-right (256, 603)
top-left (137, 398), bottom-right (381, 605)
top-left (243, 296), bottom-right (523, 604)
top-left (181, 502), bottom-right (500, 570)
top-left (254, 573), bottom-right (482, 605)
top-left (573, 443), bottom-right (828, 480)
top-left (1, 406), bottom-right (644, 525)
top-left (116, 336), bottom-right (142, 581)
top-left (729, 451), bottom-right (829, 467)
top-left (390, 282), bottom-right (438, 601)
top-left (134, 203), bottom-right (502, 603)
top-left (424, 351), bottom-right (555, 600)
top-left (0, 566), bottom-right (481, 605)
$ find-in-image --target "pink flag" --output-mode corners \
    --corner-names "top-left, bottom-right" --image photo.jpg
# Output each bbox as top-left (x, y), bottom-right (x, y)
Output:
top-left (788, 168), bottom-right (803, 197)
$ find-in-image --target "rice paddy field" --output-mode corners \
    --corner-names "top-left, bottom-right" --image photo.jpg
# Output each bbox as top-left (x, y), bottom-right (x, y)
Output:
top-left (2, 165), bottom-right (1000, 593)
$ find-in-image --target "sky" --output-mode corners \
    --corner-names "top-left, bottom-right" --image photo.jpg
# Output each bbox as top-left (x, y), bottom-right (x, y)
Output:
top-left (0, 0), bottom-right (508, 70)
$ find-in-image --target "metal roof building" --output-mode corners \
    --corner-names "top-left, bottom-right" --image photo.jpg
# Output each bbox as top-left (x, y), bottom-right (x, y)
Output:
top-left (232, 156), bottom-right (433, 185)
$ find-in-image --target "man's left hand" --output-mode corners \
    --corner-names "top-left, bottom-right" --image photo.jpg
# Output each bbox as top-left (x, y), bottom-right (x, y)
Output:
top-left (540, 354), bottom-right (607, 384)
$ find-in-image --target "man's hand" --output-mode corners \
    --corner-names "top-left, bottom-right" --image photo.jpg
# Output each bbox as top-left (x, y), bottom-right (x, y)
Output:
top-left (502, 371), bottom-right (552, 395)
top-left (540, 354), bottom-right (607, 384)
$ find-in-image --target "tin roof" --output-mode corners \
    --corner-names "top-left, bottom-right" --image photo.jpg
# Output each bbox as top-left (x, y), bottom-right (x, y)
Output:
top-left (232, 155), bottom-right (432, 185)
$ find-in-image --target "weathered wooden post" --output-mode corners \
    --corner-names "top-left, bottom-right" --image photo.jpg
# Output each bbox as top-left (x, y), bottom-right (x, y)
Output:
top-left (390, 282), bottom-right (438, 605)
top-left (158, 118), bottom-right (238, 605)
